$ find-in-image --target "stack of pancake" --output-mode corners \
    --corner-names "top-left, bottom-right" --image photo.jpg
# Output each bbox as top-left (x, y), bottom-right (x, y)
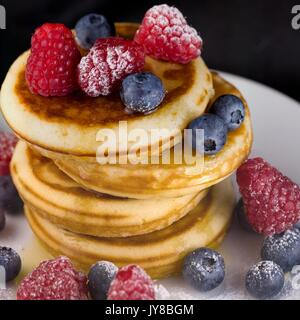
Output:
top-left (0, 23), bottom-right (253, 278)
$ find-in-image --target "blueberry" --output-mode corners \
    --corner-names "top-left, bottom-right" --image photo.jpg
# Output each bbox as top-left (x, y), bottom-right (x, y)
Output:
top-left (88, 261), bottom-right (118, 300)
top-left (210, 94), bottom-right (245, 131)
top-left (0, 208), bottom-right (5, 231)
top-left (182, 248), bottom-right (225, 291)
top-left (120, 72), bottom-right (165, 114)
top-left (234, 198), bottom-right (255, 233)
top-left (188, 114), bottom-right (227, 155)
top-left (0, 247), bottom-right (22, 282)
top-left (75, 13), bottom-right (116, 50)
top-left (245, 261), bottom-right (284, 299)
top-left (261, 228), bottom-right (300, 273)
top-left (0, 176), bottom-right (23, 214)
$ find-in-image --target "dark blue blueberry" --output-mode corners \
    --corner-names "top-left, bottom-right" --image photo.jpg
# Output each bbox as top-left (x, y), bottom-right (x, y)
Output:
top-left (75, 14), bottom-right (116, 50)
top-left (0, 247), bottom-right (22, 282)
top-left (0, 176), bottom-right (23, 215)
top-left (120, 72), bottom-right (165, 114)
top-left (210, 94), bottom-right (245, 131)
top-left (0, 208), bottom-right (5, 231)
top-left (182, 248), bottom-right (225, 291)
top-left (245, 261), bottom-right (284, 299)
top-left (234, 198), bottom-right (255, 233)
top-left (188, 114), bottom-right (227, 155)
top-left (261, 228), bottom-right (300, 272)
top-left (88, 261), bottom-right (118, 300)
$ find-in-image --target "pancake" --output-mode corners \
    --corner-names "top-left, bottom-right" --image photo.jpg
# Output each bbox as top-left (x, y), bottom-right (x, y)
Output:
top-left (24, 178), bottom-right (235, 279)
top-left (0, 23), bottom-right (214, 158)
top-left (38, 72), bottom-right (252, 199)
top-left (11, 141), bottom-right (207, 237)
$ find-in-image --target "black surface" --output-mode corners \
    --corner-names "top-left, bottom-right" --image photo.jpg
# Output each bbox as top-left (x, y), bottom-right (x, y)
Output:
top-left (1, 0), bottom-right (299, 101)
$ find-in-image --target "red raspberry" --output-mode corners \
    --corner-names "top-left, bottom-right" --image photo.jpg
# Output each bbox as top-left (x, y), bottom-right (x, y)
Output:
top-left (134, 4), bottom-right (202, 64)
top-left (0, 132), bottom-right (17, 176)
top-left (26, 23), bottom-right (81, 97)
top-left (237, 157), bottom-right (300, 235)
top-left (107, 265), bottom-right (155, 300)
top-left (77, 38), bottom-right (145, 97)
top-left (17, 256), bottom-right (88, 300)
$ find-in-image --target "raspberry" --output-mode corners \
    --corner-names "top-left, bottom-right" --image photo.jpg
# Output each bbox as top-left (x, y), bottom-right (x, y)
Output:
top-left (77, 38), bottom-right (145, 97)
top-left (17, 256), bottom-right (88, 300)
top-left (107, 265), bottom-right (155, 300)
top-left (237, 157), bottom-right (300, 235)
top-left (134, 4), bottom-right (202, 64)
top-left (26, 23), bottom-right (81, 97)
top-left (0, 132), bottom-right (17, 176)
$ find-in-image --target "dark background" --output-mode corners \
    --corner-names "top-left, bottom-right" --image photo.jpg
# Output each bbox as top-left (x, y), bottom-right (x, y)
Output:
top-left (1, 0), bottom-right (299, 101)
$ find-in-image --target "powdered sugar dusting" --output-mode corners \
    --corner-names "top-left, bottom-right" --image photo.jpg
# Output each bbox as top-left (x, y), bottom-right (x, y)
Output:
top-left (154, 283), bottom-right (196, 300)
top-left (244, 260), bottom-right (285, 299)
top-left (17, 256), bottom-right (88, 300)
top-left (0, 288), bottom-right (15, 300)
top-left (108, 265), bottom-right (155, 300)
top-left (78, 38), bottom-right (145, 97)
top-left (135, 4), bottom-right (202, 64)
top-left (248, 261), bottom-right (283, 281)
top-left (261, 228), bottom-right (300, 272)
top-left (264, 228), bottom-right (300, 252)
top-left (91, 260), bottom-right (117, 277)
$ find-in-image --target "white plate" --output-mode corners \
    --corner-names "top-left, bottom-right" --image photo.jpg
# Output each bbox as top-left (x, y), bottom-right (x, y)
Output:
top-left (1, 72), bottom-right (300, 300)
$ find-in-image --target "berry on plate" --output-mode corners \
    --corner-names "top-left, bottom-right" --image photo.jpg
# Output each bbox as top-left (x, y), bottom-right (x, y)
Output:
top-left (234, 198), bottom-right (255, 233)
top-left (0, 247), bottom-right (21, 282)
top-left (88, 261), bottom-right (118, 300)
top-left (0, 132), bottom-right (17, 176)
top-left (182, 248), bottom-right (225, 292)
top-left (26, 23), bottom-right (81, 97)
top-left (210, 94), bottom-right (245, 131)
top-left (245, 261), bottom-right (284, 299)
top-left (237, 157), bottom-right (300, 235)
top-left (188, 114), bottom-right (227, 155)
top-left (134, 4), bottom-right (202, 64)
top-left (107, 265), bottom-right (155, 300)
top-left (75, 13), bottom-right (116, 50)
top-left (120, 72), bottom-right (165, 114)
top-left (17, 256), bottom-right (88, 300)
top-left (77, 37), bottom-right (145, 97)
top-left (0, 176), bottom-right (23, 215)
top-left (261, 228), bottom-right (300, 272)
top-left (0, 132), bottom-right (22, 215)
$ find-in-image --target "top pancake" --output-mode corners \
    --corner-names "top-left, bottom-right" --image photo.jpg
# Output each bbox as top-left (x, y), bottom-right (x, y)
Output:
top-left (0, 23), bottom-right (214, 157)
top-left (37, 72), bottom-right (253, 199)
